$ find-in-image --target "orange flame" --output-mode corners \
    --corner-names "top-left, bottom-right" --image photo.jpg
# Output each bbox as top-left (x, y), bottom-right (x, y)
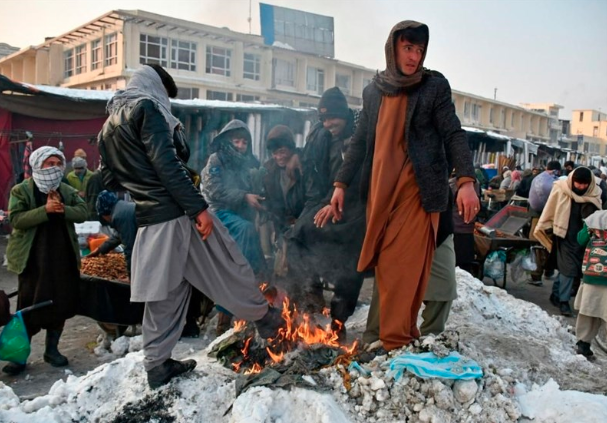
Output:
top-left (259, 282), bottom-right (268, 292)
top-left (244, 363), bottom-right (263, 375)
top-left (232, 361), bottom-right (242, 373)
top-left (241, 337), bottom-right (252, 357)
top-left (266, 347), bottom-right (284, 363)
top-left (322, 307), bottom-right (331, 317)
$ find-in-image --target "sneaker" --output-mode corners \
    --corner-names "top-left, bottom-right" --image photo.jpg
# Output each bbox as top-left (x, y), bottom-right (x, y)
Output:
top-left (2, 362), bottom-right (26, 376)
top-left (559, 301), bottom-right (573, 317)
top-left (575, 340), bottom-right (594, 359)
top-left (147, 358), bottom-right (197, 389)
top-left (527, 279), bottom-right (544, 287)
top-left (254, 307), bottom-right (285, 339)
top-left (549, 293), bottom-right (560, 308)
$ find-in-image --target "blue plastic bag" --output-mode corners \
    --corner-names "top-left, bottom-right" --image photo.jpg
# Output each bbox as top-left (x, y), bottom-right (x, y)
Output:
top-left (0, 311), bottom-right (31, 365)
top-left (484, 250), bottom-right (507, 279)
top-left (383, 351), bottom-right (483, 381)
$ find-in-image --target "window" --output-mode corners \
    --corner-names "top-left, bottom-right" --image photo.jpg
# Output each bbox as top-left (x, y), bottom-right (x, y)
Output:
top-left (91, 39), bottom-right (102, 70)
top-left (511, 111), bottom-right (515, 128)
top-left (236, 94), bottom-right (260, 102)
top-left (463, 101), bottom-right (470, 119)
top-left (306, 67), bottom-right (324, 94)
top-left (176, 87), bottom-right (200, 100)
top-left (105, 33), bottom-right (117, 66)
top-left (273, 58), bottom-right (294, 87)
top-left (472, 104), bottom-right (481, 122)
top-left (500, 109), bottom-right (506, 128)
top-left (205, 46), bottom-right (232, 76)
top-left (104, 83), bottom-right (113, 91)
top-left (140, 34), bottom-right (168, 67)
top-left (207, 90), bottom-right (233, 101)
top-left (579, 111), bottom-right (584, 122)
top-left (243, 53), bottom-right (261, 81)
top-left (594, 126), bottom-right (599, 137)
top-left (75, 44), bottom-right (86, 75)
top-left (489, 108), bottom-right (494, 124)
top-left (170, 40), bottom-right (196, 71)
top-left (520, 115), bottom-right (524, 130)
top-left (64, 49), bottom-right (74, 78)
top-left (335, 74), bottom-right (351, 95)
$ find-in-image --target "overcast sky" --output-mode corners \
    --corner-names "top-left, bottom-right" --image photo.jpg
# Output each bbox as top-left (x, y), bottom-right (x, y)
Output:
top-left (1, 0), bottom-right (605, 118)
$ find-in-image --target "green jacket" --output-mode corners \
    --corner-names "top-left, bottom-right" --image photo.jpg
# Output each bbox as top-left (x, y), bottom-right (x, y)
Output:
top-left (577, 223), bottom-right (607, 286)
top-left (66, 169), bottom-right (94, 193)
top-left (7, 179), bottom-right (87, 275)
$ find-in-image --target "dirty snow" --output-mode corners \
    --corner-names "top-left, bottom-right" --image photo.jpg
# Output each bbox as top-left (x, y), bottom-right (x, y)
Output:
top-left (0, 269), bottom-right (605, 422)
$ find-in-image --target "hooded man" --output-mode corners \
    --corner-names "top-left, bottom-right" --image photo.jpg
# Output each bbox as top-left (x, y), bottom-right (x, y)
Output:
top-left (287, 87), bottom-right (367, 342)
top-left (98, 65), bottom-right (283, 389)
top-left (4, 146), bottom-right (87, 375)
top-left (534, 167), bottom-right (602, 316)
top-left (529, 160), bottom-right (561, 214)
top-left (330, 21), bottom-right (478, 352)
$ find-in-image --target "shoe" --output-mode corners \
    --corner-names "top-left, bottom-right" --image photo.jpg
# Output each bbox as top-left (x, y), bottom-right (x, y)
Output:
top-left (549, 294), bottom-right (560, 308)
top-left (355, 345), bottom-right (388, 364)
top-left (180, 319), bottom-right (200, 339)
top-left (559, 301), bottom-right (573, 317)
top-left (254, 307), bottom-right (285, 339)
top-left (215, 312), bottom-right (233, 336)
top-left (527, 279), bottom-right (543, 287)
top-left (576, 340), bottom-right (594, 359)
top-left (44, 329), bottom-right (69, 367)
top-left (2, 362), bottom-right (26, 376)
top-left (147, 358), bottom-right (197, 389)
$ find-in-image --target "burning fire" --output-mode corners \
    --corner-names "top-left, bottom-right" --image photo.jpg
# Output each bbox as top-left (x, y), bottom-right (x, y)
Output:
top-left (230, 295), bottom-right (359, 375)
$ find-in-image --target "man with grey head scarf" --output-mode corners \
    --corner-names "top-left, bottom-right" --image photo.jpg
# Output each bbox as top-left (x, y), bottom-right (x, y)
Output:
top-left (99, 64), bottom-right (284, 389)
top-left (66, 155), bottom-right (93, 198)
top-left (4, 146), bottom-right (87, 376)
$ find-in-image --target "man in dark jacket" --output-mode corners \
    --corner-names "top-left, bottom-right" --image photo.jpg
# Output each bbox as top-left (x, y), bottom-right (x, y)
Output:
top-left (330, 21), bottom-right (478, 352)
top-left (98, 65), bottom-right (283, 389)
top-left (287, 87), bottom-right (366, 342)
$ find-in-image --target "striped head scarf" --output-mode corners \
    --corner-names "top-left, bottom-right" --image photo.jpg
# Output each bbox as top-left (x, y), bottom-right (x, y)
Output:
top-left (29, 146), bottom-right (65, 194)
top-left (96, 190), bottom-right (119, 217)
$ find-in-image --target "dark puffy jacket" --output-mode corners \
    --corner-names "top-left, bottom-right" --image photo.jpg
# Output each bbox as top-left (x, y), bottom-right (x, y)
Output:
top-left (98, 99), bottom-right (207, 226)
top-left (335, 75), bottom-right (475, 213)
top-left (201, 120), bottom-right (261, 219)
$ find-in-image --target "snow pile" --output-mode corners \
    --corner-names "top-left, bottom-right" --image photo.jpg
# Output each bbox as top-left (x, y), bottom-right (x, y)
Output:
top-left (0, 269), bottom-right (605, 422)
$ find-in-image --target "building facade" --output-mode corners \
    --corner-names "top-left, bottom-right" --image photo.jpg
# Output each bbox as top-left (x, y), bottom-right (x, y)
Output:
top-left (0, 10), bottom-right (374, 109)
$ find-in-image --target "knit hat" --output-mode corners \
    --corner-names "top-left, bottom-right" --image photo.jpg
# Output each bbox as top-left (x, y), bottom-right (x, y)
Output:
top-left (96, 190), bottom-right (119, 217)
top-left (572, 167), bottom-right (593, 185)
top-left (74, 148), bottom-right (87, 159)
top-left (266, 125), bottom-right (296, 152)
top-left (72, 156), bottom-right (87, 170)
top-left (318, 87), bottom-right (349, 120)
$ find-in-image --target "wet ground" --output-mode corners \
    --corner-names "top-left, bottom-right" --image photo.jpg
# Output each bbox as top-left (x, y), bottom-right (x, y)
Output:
top-left (0, 234), bottom-right (598, 400)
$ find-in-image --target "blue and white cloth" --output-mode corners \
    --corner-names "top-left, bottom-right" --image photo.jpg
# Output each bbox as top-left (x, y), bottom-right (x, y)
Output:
top-left (382, 351), bottom-right (483, 381)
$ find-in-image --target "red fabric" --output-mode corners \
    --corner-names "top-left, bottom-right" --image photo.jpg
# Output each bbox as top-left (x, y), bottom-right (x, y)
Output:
top-left (0, 109), bottom-right (12, 211)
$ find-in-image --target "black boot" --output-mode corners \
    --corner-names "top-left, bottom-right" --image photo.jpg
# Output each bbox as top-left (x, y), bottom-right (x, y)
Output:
top-left (549, 293), bottom-right (560, 308)
top-left (559, 301), bottom-right (573, 317)
top-left (576, 340), bottom-right (594, 359)
top-left (147, 358), bottom-right (197, 389)
top-left (44, 329), bottom-right (69, 367)
top-left (254, 307), bottom-right (285, 339)
top-left (180, 317), bottom-right (200, 339)
top-left (2, 362), bottom-right (26, 376)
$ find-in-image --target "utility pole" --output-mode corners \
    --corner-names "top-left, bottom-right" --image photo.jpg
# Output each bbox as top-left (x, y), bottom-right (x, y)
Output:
top-left (494, 88), bottom-right (497, 100)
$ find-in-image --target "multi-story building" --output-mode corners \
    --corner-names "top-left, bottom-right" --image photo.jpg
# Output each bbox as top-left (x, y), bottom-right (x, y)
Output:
top-left (520, 102), bottom-right (563, 144)
top-left (0, 9), bottom-right (374, 109)
top-left (570, 110), bottom-right (607, 157)
top-left (453, 91), bottom-right (550, 143)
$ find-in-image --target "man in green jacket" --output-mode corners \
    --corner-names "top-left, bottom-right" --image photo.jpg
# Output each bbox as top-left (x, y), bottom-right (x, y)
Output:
top-left (66, 156), bottom-right (94, 198)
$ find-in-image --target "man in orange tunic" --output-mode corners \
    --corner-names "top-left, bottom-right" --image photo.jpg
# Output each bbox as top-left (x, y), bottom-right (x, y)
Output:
top-left (328, 21), bottom-right (479, 351)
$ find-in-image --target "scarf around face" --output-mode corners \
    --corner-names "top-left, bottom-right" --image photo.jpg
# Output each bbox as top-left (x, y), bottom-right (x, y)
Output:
top-left (374, 20), bottom-right (431, 96)
top-left (107, 66), bottom-right (180, 130)
top-left (29, 146), bottom-right (66, 194)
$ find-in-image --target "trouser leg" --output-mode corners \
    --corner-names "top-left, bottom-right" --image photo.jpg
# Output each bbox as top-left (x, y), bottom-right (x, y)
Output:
top-left (575, 314), bottom-right (603, 343)
top-left (420, 300), bottom-right (453, 336)
top-left (556, 274), bottom-right (574, 302)
top-left (143, 279), bottom-right (191, 371)
top-left (362, 281), bottom-right (380, 344)
top-left (330, 273), bottom-right (364, 324)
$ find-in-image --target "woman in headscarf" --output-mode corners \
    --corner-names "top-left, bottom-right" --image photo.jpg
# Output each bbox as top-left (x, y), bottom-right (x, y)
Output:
top-left (4, 146), bottom-right (87, 375)
top-left (534, 167), bottom-right (602, 316)
top-left (509, 170), bottom-right (522, 191)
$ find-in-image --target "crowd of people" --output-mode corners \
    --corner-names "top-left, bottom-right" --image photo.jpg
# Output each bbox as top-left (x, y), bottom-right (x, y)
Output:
top-left (1, 20), bottom-right (604, 389)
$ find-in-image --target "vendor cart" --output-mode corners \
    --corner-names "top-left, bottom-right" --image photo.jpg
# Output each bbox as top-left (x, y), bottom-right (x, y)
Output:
top-left (78, 274), bottom-right (144, 326)
top-left (474, 204), bottom-right (544, 289)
